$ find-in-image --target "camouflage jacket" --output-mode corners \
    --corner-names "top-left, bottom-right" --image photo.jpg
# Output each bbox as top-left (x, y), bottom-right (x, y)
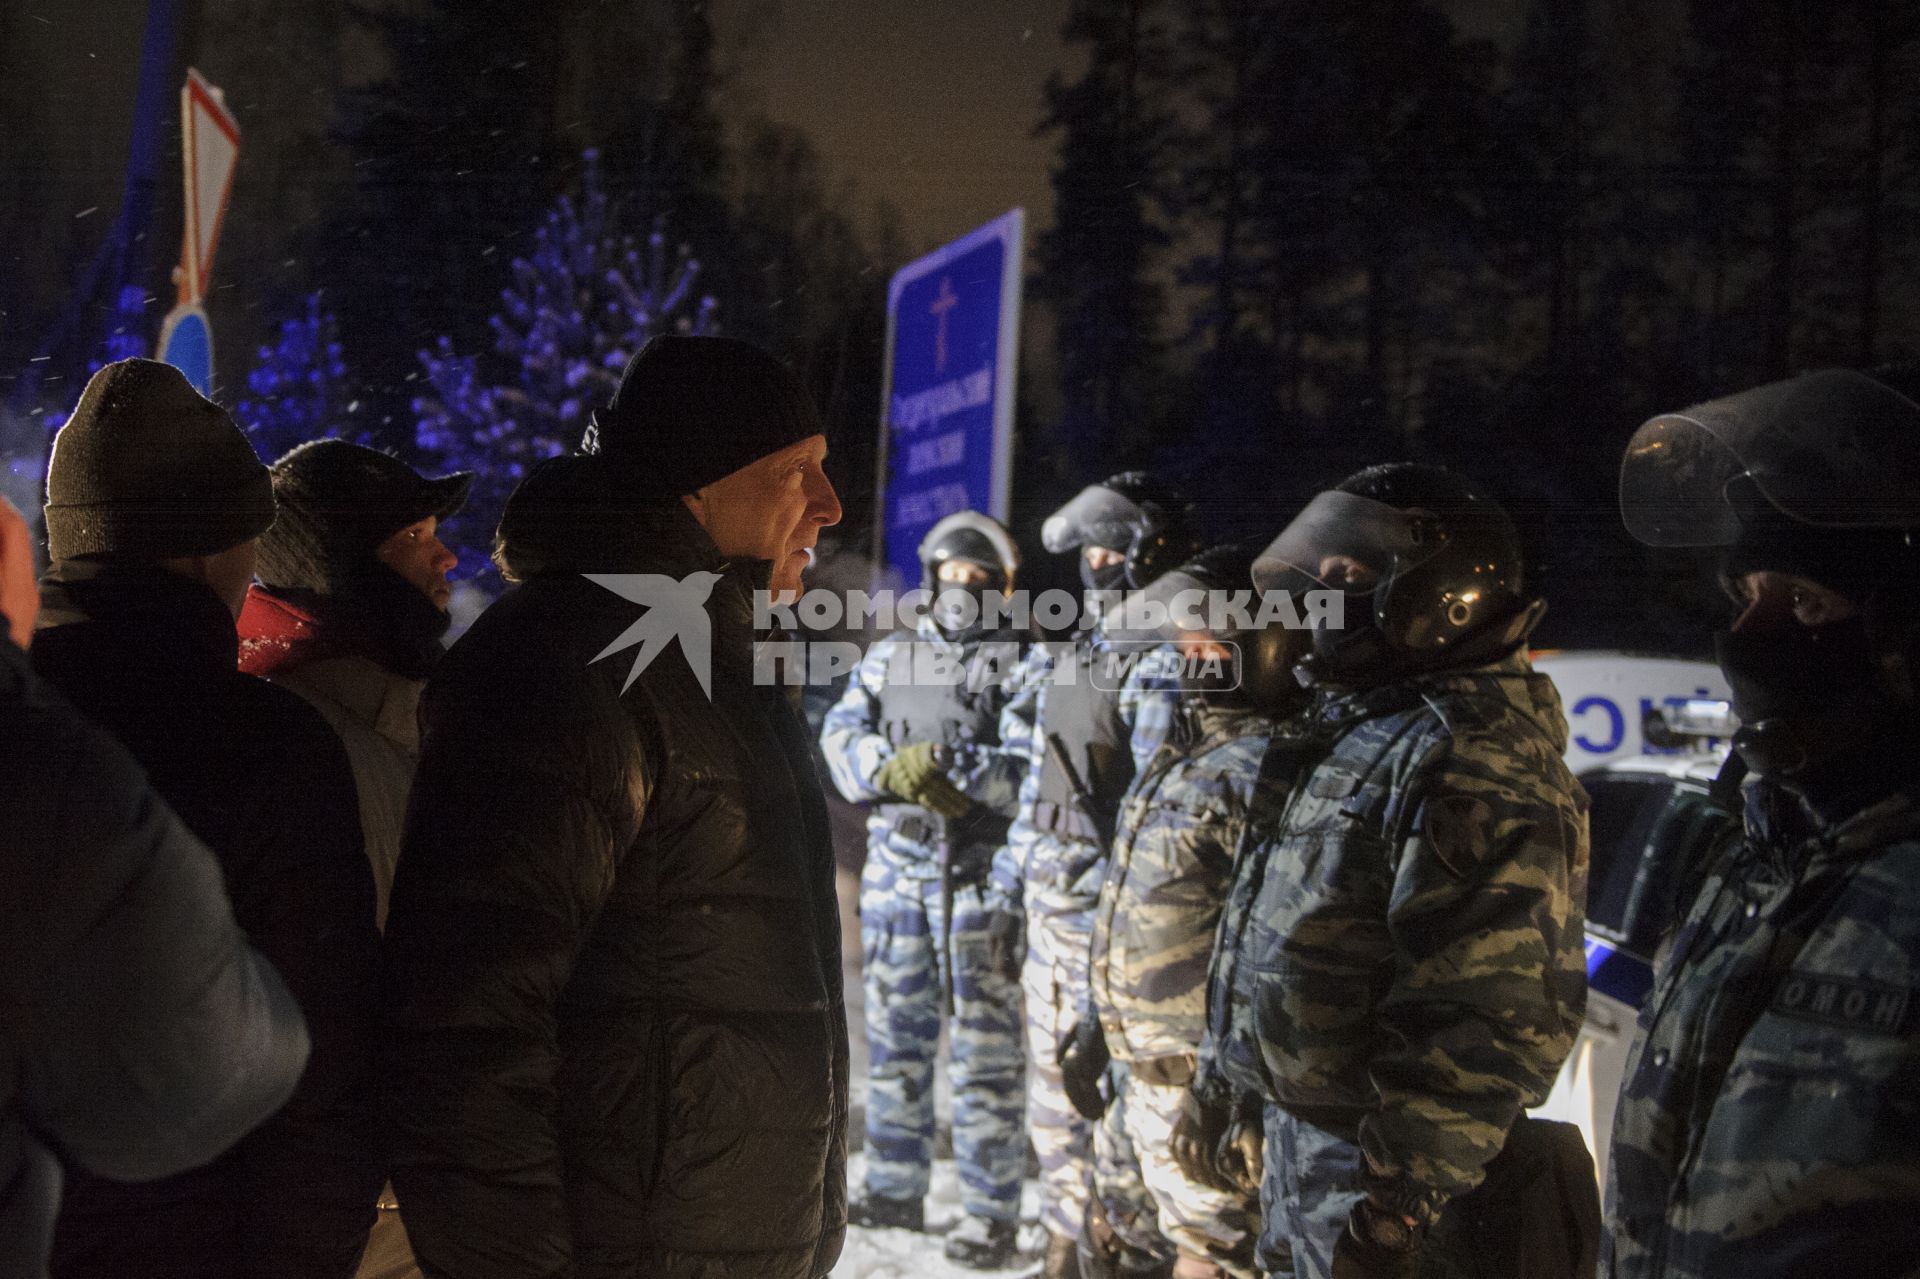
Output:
top-left (1200, 654), bottom-right (1589, 1218)
top-left (1091, 701), bottom-right (1281, 1064)
top-left (819, 621), bottom-right (1030, 878)
top-left (1605, 781), bottom-right (1920, 1278)
top-left (988, 626), bottom-right (1181, 924)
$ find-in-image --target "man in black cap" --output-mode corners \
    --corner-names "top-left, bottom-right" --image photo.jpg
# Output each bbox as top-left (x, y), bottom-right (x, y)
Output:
top-left (382, 335), bottom-right (849, 1279)
top-left (33, 359), bottom-right (383, 1279)
top-left (238, 439), bottom-right (472, 929)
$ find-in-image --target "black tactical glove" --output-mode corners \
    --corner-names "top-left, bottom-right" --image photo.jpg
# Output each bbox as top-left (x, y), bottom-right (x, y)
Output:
top-left (985, 908), bottom-right (1024, 982)
top-left (1331, 1200), bottom-right (1422, 1279)
top-left (873, 742), bottom-right (972, 818)
top-left (1055, 1013), bottom-right (1111, 1120)
top-left (1169, 1087), bottom-right (1235, 1193)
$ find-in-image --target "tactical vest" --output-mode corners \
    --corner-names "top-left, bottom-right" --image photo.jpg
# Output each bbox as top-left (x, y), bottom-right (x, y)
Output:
top-left (1034, 636), bottom-right (1134, 845)
top-left (872, 631), bottom-right (1014, 865)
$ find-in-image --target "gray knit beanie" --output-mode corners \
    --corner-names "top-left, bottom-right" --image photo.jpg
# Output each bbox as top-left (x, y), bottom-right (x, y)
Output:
top-left (44, 359), bottom-right (276, 560)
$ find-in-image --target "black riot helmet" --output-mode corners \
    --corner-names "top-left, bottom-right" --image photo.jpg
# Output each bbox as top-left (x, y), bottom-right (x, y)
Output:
top-left (1114, 543), bottom-right (1310, 716)
top-left (1253, 464), bottom-right (1542, 685)
top-left (1620, 367), bottom-right (1920, 789)
top-left (917, 511), bottom-right (1020, 638)
top-left (1041, 472), bottom-right (1201, 592)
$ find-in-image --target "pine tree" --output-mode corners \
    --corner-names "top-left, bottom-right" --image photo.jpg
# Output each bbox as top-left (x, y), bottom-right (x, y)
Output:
top-left (235, 291), bottom-right (359, 463)
top-left (413, 149), bottom-right (717, 568)
top-left (91, 285), bottom-right (152, 373)
top-left (1034, 0), bottom-right (1175, 479)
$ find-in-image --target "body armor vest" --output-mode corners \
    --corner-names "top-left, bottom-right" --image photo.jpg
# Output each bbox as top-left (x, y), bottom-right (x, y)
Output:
top-left (1035, 636), bottom-right (1134, 844)
top-left (873, 631), bottom-right (1014, 868)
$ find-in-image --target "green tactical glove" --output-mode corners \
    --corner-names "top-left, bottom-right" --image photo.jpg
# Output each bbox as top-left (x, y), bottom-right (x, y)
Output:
top-left (873, 742), bottom-right (972, 818)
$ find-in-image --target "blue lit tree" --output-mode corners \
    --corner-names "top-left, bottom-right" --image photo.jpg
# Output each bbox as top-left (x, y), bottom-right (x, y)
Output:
top-left (91, 285), bottom-right (152, 372)
top-left (235, 291), bottom-right (361, 462)
top-left (414, 147), bottom-right (718, 567)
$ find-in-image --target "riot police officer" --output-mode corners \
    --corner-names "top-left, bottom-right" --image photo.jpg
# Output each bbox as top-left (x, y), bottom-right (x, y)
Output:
top-left (1195, 464), bottom-right (1590, 1279)
top-left (1606, 368), bottom-right (1920, 1277)
top-left (1089, 545), bottom-right (1309, 1279)
top-left (991, 473), bottom-right (1201, 1278)
top-left (821, 511), bottom-right (1030, 1268)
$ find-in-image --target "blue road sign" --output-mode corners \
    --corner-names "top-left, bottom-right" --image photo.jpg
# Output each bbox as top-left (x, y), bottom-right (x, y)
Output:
top-left (158, 303), bottom-right (214, 396)
top-left (877, 209), bottom-right (1024, 588)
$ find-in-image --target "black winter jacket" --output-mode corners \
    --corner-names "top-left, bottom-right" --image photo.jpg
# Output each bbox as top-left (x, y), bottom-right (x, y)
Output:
top-left (382, 495), bottom-right (849, 1279)
top-left (0, 637), bottom-right (311, 1279)
top-left (32, 561), bottom-right (382, 1279)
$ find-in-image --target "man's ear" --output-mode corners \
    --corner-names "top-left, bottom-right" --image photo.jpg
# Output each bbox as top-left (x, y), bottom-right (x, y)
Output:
top-left (681, 487), bottom-right (709, 529)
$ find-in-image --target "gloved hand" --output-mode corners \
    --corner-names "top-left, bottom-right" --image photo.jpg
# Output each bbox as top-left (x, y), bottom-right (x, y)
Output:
top-left (1330, 1201), bottom-right (1421, 1279)
top-left (1221, 1117), bottom-right (1265, 1197)
top-left (873, 742), bottom-right (972, 818)
top-left (1055, 1013), bottom-right (1111, 1120)
top-left (1220, 1093), bottom-right (1265, 1196)
top-left (985, 908), bottom-right (1024, 982)
top-left (1170, 1088), bottom-right (1235, 1193)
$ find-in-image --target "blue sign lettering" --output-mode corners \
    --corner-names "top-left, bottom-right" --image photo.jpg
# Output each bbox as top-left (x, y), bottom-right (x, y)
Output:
top-left (1571, 695), bottom-right (1625, 756)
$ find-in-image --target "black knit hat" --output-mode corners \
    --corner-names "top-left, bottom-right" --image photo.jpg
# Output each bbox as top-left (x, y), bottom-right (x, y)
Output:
top-left (45, 358), bottom-right (276, 560)
top-left (583, 335), bottom-right (825, 495)
top-left (256, 439), bottom-right (473, 597)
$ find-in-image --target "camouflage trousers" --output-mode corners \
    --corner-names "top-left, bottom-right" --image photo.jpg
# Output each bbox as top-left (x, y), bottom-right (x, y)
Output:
top-left (860, 854), bottom-right (1027, 1221)
top-left (1092, 1065), bottom-right (1173, 1262)
top-left (1097, 1070), bottom-right (1260, 1277)
top-left (1259, 1107), bottom-right (1474, 1279)
top-left (1022, 899), bottom-right (1099, 1241)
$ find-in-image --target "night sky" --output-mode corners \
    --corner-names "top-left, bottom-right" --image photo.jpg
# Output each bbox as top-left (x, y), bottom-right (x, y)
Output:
top-left (720, 0), bottom-right (1069, 253)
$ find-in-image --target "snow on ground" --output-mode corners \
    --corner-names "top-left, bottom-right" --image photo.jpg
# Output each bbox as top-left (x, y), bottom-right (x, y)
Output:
top-left (832, 868), bottom-right (1050, 1277)
top-left (833, 1152), bottom-right (1048, 1279)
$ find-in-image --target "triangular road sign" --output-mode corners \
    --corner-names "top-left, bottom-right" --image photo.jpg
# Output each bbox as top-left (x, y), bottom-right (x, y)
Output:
top-left (180, 68), bottom-right (240, 303)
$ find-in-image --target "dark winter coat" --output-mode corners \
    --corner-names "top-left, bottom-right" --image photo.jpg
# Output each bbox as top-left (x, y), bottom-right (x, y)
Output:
top-left (32, 560), bottom-right (383, 1279)
top-left (381, 494), bottom-right (849, 1279)
top-left (0, 636), bottom-right (311, 1279)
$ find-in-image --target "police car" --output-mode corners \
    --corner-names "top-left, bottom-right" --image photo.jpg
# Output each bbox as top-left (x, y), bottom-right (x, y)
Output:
top-left (1528, 653), bottom-right (1740, 1183)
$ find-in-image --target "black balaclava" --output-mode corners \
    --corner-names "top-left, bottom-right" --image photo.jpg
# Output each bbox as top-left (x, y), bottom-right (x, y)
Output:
top-left (1079, 549), bottom-right (1129, 595)
top-left (1715, 476), bottom-right (1920, 815)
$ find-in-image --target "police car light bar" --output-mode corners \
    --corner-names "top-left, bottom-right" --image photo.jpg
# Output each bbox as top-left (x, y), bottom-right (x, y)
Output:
top-left (1642, 698), bottom-right (1740, 748)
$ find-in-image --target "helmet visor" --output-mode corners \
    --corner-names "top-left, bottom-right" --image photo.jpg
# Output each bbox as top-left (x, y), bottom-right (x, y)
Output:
top-left (1251, 490), bottom-right (1435, 597)
top-left (920, 511), bottom-right (1020, 578)
top-left (1621, 368), bottom-right (1920, 547)
top-left (1105, 566), bottom-right (1238, 644)
top-left (1042, 484), bottom-right (1144, 554)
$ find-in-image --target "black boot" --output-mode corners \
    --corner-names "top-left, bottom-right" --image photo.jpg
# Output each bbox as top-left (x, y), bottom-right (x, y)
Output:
top-left (1044, 1230), bottom-right (1083, 1279)
top-left (847, 1192), bottom-right (925, 1232)
top-left (944, 1215), bottom-right (1020, 1269)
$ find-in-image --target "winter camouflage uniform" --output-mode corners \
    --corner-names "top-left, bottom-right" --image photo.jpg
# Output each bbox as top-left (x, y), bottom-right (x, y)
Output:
top-left (1199, 655), bottom-right (1588, 1279)
top-left (990, 626), bottom-right (1182, 1240)
top-left (822, 622), bottom-right (1030, 1222)
top-left (1604, 781), bottom-right (1920, 1278)
top-left (1090, 702), bottom-right (1274, 1277)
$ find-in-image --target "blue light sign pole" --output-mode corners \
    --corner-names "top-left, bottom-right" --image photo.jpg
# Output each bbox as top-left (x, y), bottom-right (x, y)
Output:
top-left (875, 209), bottom-right (1024, 588)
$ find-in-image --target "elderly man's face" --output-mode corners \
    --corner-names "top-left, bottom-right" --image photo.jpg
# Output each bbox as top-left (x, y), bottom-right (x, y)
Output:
top-left (684, 435), bottom-right (842, 599)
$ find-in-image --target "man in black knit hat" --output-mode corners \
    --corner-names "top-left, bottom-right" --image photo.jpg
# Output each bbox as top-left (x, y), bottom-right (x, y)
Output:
top-left (33, 359), bottom-right (383, 1279)
top-left (383, 335), bottom-right (851, 1279)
